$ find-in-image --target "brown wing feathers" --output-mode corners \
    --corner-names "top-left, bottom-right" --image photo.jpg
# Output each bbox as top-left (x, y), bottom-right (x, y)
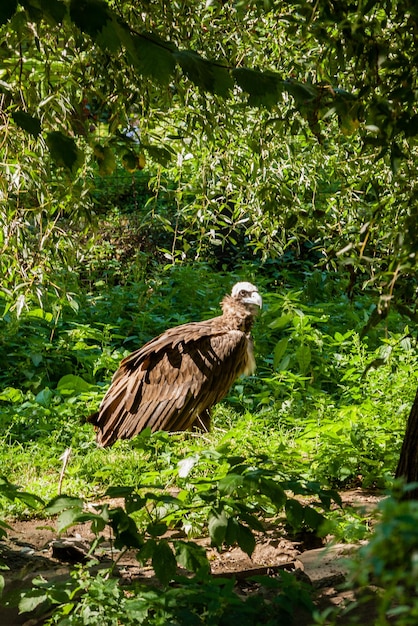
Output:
top-left (88, 282), bottom-right (262, 446)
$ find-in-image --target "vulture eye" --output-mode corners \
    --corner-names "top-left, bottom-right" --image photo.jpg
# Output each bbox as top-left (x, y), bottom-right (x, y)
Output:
top-left (239, 289), bottom-right (249, 297)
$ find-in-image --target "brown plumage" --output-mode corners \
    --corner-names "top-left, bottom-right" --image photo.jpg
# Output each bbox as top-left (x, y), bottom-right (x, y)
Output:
top-left (88, 282), bottom-right (262, 446)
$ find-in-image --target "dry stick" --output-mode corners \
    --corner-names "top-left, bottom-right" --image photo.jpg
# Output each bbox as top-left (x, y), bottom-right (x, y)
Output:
top-left (58, 447), bottom-right (72, 495)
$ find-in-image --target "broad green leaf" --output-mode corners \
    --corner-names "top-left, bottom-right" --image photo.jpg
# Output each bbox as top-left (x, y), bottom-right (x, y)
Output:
top-left (175, 540), bottom-right (210, 574)
top-left (0, 387), bottom-right (23, 403)
top-left (45, 495), bottom-right (84, 515)
top-left (27, 308), bottom-right (53, 322)
top-left (284, 79), bottom-right (318, 104)
top-left (233, 68), bottom-right (284, 107)
top-left (18, 589), bottom-right (49, 614)
top-left (236, 523), bottom-right (255, 557)
top-left (0, 0), bottom-right (17, 25)
top-left (175, 50), bottom-right (233, 96)
top-left (296, 344), bottom-right (311, 374)
top-left (69, 0), bottom-right (111, 37)
top-left (126, 31), bottom-right (176, 84)
top-left (217, 473), bottom-right (244, 495)
top-left (56, 374), bottom-right (93, 393)
top-left (0, 520), bottom-right (12, 540)
top-left (46, 131), bottom-right (81, 172)
top-left (152, 539), bottom-right (177, 585)
top-left (56, 507), bottom-right (84, 532)
top-left (0, 477), bottom-right (44, 508)
top-left (269, 313), bottom-right (293, 330)
top-left (35, 387), bottom-right (54, 407)
top-left (12, 111), bottom-right (42, 137)
top-left (285, 499), bottom-right (305, 530)
top-left (109, 508), bottom-right (143, 549)
top-left (208, 509), bottom-right (228, 546)
top-left (303, 506), bottom-right (324, 531)
top-left (259, 478), bottom-right (287, 509)
top-left (146, 522), bottom-right (167, 537)
top-left (273, 337), bottom-right (289, 370)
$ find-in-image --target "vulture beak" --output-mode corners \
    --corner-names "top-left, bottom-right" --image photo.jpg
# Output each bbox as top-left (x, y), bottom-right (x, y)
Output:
top-left (243, 291), bottom-right (263, 314)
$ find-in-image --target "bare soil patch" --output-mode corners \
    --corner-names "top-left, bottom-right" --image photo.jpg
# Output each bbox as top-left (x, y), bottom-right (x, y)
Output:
top-left (0, 488), bottom-right (382, 625)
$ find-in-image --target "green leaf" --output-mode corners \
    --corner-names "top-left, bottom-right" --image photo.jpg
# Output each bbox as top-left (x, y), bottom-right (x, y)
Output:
top-left (109, 507), bottom-right (143, 549)
top-left (175, 540), bottom-right (210, 574)
top-left (236, 523), bottom-right (256, 557)
top-left (69, 0), bottom-right (111, 37)
top-left (146, 522), bottom-right (167, 537)
top-left (259, 478), bottom-right (287, 509)
top-left (56, 374), bottom-right (94, 393)
top-left (269, 313), bottom-right (293, 330)
top-left (217, 473), bottom-right (244, 495)
top-left (208, 509), bottom-right (228, 546)
top-left (152, 539), bottom-right (177, 586)
top-left (0, 477), bottom-right (44, 508)
top-left (273, 337), bottom-right (289, 370)
top-left (175, 50), bottom-right (233, 96)
top-left (284, 79), bottom-right (318, 104)
top-left (126, 31), bottom-right (176, 84)
top-left (0, 0), bottom-right (17, 25)
top-left (46, 131), bottom-right (81, 172)
top-left (303, 506), bottom-right (324, 531)
top-left (12, 111), bottom-right (42, 137)
top-left (45, 495), bottom-right (84, 515)
top-left (18, 589), bottom-right (49, 614)
top-left (35, 387), bottom-right (54, 407)
top-left (0, 387), bottom-right (24, 403)
top-left (233, 68), bottom-right (284, 107)
top-left (296, 344), bottom-right (311, 374)
top-left (285, 499), bottom-right (305, 530)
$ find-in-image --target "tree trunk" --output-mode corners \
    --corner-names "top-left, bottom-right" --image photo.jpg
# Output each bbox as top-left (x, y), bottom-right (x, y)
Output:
top-left (395, 387), bottom-right (418, 499)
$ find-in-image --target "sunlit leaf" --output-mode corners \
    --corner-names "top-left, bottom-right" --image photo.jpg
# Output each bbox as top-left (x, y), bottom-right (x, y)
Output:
top-left (208, 509), bottom-right (228, 546)
top-left (175, 540), bottom-right (210, 573)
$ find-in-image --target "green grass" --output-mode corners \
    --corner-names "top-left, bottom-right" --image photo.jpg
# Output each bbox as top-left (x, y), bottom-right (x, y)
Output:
top-left (0, 260), bottom-right (415, 512)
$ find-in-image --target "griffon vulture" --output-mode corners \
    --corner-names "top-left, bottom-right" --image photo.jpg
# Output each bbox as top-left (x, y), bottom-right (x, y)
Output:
top-left (88, 282), bottom-right (262, 446)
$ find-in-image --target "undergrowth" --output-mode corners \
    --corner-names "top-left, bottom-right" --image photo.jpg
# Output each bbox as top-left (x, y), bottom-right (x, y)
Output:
top-left (1, 237), bottom-right (418, 623)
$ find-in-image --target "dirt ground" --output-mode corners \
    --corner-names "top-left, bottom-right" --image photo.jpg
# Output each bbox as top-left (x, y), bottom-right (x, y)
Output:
top-left (0, 489), bottom-right (382, 625)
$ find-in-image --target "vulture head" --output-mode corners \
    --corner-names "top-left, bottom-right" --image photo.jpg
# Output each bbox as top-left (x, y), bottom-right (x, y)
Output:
top-left (230, 281), bottom-right (263, 315)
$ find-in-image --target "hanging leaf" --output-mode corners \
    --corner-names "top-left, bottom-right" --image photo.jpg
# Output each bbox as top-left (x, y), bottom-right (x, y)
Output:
top-left (233, 68), bottom-right (285, 107)
top-left (285, 498), bottom-right (305, 530)
top-left (175, 540), bottom-right (210, 574)
top-left (12, 111), bottom-right (42, 137)
top-left (46, 131), bottom-right (81, 172)
top-left (208, 509), bottom-right (228, 546)
top-left (175, 50), bottom-right (233, 96)
top-left (126, 31), bottom-right (176, 84)
top-left (152, 539), bottom-right (177, 586)
top-left (236, 523), bottom-right (256, 557)
top-left (69, 0), bottom-right (112, 38)
top-left (25, 0), bottom-right (66, 24)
